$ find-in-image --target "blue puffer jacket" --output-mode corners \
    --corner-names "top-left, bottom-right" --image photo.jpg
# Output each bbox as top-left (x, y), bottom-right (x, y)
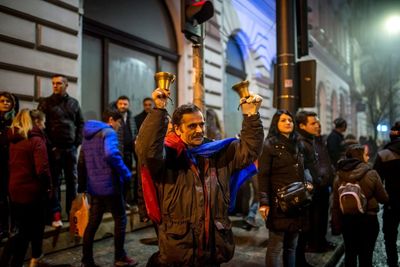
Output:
top-left (78, 120), bottom-right (131, 196)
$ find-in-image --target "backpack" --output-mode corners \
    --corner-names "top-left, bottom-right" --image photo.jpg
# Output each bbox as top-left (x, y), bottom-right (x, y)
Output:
top-left (338, 181), bottom-right (367, 215)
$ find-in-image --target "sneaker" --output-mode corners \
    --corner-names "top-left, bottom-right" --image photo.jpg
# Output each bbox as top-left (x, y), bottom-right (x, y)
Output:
top-left (52, 211), bottom-right (63, 228)
top-left (245, 217), bottom-right (259, 228)
top-left (52, 220), bottom-right (63, 228)
top-left (29, 255), bottom-right (43, 267)
top-left (115, 256), bottom-right (138, 267)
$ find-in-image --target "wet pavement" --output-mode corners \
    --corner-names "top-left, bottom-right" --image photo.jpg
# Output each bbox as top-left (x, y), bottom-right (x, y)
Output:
top-left (31, 215), bottom-right (344, 267)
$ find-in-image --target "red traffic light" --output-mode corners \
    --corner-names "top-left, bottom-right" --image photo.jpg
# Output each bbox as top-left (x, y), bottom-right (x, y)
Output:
top-left (185, 0), bottom-right (214, 25)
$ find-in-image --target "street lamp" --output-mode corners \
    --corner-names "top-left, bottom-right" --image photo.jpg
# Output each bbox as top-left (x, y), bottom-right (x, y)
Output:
top-left (384, 15), bottom-right (400, 35)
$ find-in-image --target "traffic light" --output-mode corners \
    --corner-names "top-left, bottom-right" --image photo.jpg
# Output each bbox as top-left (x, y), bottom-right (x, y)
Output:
top-left (181, 0), bottom-right (214, 44)
top-left (296, 0), bottom-right (311, 58)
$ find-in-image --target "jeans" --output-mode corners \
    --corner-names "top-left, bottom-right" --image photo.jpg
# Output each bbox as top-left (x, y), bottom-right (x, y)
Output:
top-left (50, 146), bottom-right (78, 216)
top-left (342, 214), bottom-right (379, 267)
top-left (383, 206), bottom-right (400, 267)
top-left (266, 230), bottom-right (299, 267)
top-left (82, 193), bottom-right (127, 264)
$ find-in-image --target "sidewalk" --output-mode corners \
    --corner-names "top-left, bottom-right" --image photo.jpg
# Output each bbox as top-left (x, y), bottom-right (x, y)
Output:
top-left (19, 214), bottom-right (343, 267)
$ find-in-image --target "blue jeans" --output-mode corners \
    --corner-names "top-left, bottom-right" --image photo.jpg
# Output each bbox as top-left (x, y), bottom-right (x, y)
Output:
top-left (82, 193), bottom-right (127, 264)
top-left (266, 230), bottom-right (299, 267)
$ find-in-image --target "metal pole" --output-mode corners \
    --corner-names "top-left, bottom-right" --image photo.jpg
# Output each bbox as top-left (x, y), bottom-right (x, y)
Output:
top-left (192, 41), bottom-right (205, 113)
top-left (276, 0), bottom-right (298, 113)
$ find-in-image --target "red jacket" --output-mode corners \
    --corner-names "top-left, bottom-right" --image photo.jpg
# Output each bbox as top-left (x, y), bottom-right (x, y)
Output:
top-left (8, 126), bottom-right (51, 203)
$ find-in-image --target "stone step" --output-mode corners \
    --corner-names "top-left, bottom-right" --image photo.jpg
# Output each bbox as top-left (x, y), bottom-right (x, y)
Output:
top-left (0, 207), bottom-right (150, 257)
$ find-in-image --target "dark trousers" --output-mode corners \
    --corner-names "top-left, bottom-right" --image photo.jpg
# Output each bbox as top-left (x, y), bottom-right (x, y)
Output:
top-left (82, 193), bottom-right (127, 264)
top-left (50, 146), bottom-right (78, 216)
top-left (342, 214), bottom-right (379, 267)
top-left (0, 200), bottom-right (45, 267)
top-left (267, 230), bottom-right (299, 267)
top-left (383, 206), bottom-right (400, 267)
top-left (308, 186), bottom-right (330, 247)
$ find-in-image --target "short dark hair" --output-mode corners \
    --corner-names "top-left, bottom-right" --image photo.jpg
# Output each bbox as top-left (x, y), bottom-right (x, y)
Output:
top-left (345, 144), bottom-right (365, 161)
top-left (102, 109), bottom-right (122, 122)
top-left (334, 118), bottom-right (347, 129)
top-left (172, 104), bottom-right (202, 126)
top-left (295, 110), bottom-right (317, 126)
top-left (51, 74), bottom-right (68, 82)
top-left (268, 109), bottom-right (296, 139)
top-left (143, 97), bottom-right (152, 104)
top-left (117, 95), bottom-right (130, 102)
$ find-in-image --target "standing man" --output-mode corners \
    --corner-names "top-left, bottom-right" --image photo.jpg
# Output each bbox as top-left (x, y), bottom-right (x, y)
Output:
top-left (78, 109), bottom-right (137, 267)
top-left (38, 74), bottom-right (84, 226)
top-left (134, 97), bottom-right (153, 133)
top-left (111, 96), bottom-right (136, 207)
top-left (326, 118), bottom-right (347, 169)
top-left (295, 111), bottom-right (320, 267)
top-left (374, 121), bottom-right (400, 267)
top-left (136, 88), bottom-right (264, 266)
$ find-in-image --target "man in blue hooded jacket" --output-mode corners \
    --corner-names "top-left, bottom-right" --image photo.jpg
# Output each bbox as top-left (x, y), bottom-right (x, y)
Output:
top-left (78, 109), bottom-right (137, 267)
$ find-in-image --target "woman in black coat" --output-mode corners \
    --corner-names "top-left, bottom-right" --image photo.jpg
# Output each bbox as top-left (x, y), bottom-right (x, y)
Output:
top-left (258, 109), bottom-right (308, 267)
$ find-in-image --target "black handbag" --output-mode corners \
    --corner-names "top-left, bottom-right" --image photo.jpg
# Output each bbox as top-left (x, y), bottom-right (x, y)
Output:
top-left (276, 181), bottom-right (312, 214)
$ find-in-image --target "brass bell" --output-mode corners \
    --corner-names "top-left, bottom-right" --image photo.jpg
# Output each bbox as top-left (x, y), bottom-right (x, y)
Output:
top-left (154, 72), bottom-right (176, 92)
top-left (232, 80), bottom-right (250, 98)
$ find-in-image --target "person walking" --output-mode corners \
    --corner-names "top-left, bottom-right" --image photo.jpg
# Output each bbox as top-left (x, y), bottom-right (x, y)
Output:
top-left (38, 74), bottom-right (84, 225)
top-left (78, 109), bottom-right (137, 267)
top-left (332, 144), bottom-right (388, 267)
top-left (136, 88), bottom-right (264, 266)
top-left (2, 109), bottom-right (51, 267)
top-left (258, 109), bottom-right (309, 267)
top-left (374, 121), bottom-right (400, 267)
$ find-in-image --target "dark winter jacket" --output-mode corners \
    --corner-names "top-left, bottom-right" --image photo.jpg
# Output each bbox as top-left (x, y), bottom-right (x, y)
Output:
top-left (38, 93), bottom-right (84, 148)
top-left (331, 159), bottom-right (388, 234)
top-left (297, 128), bottom-right (320, 185)
top-left (78, 120), bottom-right (131, 196)
top-left (134, 110), bottom-right (148, 134)
top-left (327, 129), bottom-right (345, 168)
top-left (8, 126), bottom-right (51, 203)
top-left (374, 138), bottom-right (400, 209)
top-left (135, 108), bottom-right (264, 266)
top-left (258, 134), bottom-right (308, 232)
top-left (0, 93), bottom-right (19, 198)
top-left (315, 135), bottom-right (335, 187)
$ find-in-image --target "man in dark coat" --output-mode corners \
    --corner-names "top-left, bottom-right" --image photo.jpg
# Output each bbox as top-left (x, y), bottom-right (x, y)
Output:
top-left (374, 121), bottom-right (400, 267)
top-left (326, 118), bottom-right (347, 169)
top-left (38, 74), bottom-right (84, 226)
top-left (136, 88), bottom-right (264, 266)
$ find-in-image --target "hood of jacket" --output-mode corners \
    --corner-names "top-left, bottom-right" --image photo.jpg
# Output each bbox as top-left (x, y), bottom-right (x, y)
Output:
top-left (384, 138), bottom-right (400, 155)
top-left (337, 158), bottom-right (370, 182)
top-left (84, 120), bottom-right (111, 140)
top-left (8, 126), bottom-right (44, 144)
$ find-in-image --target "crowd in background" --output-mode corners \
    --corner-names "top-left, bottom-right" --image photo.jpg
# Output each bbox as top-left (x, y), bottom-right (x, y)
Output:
top-left (0, 77), bottom-right (399, 267)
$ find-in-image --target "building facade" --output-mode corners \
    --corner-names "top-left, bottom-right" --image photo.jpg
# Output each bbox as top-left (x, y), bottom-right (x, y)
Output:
top-left (0, 0), bottom-right (366, 137)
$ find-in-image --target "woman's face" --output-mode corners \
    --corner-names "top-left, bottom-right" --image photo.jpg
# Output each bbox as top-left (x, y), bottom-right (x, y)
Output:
top-left (277, 113), bottom-right (294, 136)
top-left (0, 95), bottom-right (12, 113)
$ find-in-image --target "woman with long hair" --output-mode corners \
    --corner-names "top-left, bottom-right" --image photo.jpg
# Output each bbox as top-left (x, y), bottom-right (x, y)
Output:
top-left (3, 109), bottom-right (51, 267)
top-left (258, 109), bottom-right (308, 267)
top-left (332, 144), bottom-right (388, 267)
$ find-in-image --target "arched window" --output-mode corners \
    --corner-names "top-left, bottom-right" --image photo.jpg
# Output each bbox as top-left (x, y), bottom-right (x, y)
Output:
top-left (81, 0), bottom-right (178, 120)
top-left (224, 36), bottom-right (247, 137)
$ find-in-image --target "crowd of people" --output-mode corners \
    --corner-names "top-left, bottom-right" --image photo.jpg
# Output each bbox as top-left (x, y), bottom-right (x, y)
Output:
top-left (0, 76), bottom-right (399, 267)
